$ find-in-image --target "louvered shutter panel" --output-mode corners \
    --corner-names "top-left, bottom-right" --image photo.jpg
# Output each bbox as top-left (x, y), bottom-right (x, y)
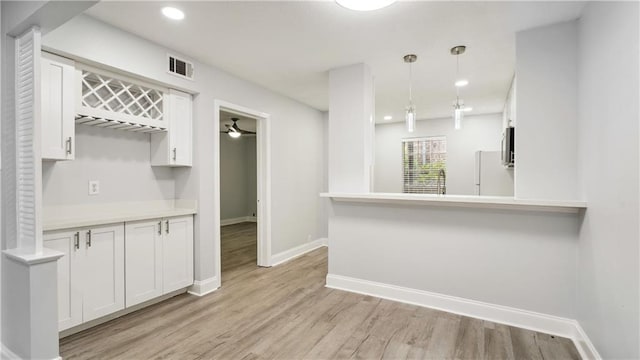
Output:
top-left (15, 27), bottom-right (42, 252)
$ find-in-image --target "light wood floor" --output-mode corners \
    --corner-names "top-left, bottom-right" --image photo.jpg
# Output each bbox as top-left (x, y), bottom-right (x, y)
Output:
top-left (60, 222), bottom-right (580, 359)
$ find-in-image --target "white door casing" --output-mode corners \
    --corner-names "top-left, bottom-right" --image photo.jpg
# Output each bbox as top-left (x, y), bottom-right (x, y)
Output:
top-left (214, 99), bottom-right (272, 288)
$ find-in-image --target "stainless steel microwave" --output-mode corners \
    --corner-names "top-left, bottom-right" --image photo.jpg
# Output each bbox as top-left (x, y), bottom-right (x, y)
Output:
top-left (502, 127), bottom-right (515, 167)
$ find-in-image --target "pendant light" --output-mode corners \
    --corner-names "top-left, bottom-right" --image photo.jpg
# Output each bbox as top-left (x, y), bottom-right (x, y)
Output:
top-left (451, 45), bottom-right (468, 130)
top-left (404, 54), bottom-right (417, 132)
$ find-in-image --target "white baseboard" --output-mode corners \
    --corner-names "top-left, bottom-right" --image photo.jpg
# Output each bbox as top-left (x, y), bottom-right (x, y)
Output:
top-left (326, 274), bottom-right (601, 360)
top-left (0, 343), bottom-right (61, 360)
top-left (220, 216), bottom-right (257, 226)
top-left (1, 344), bottom-right (20, 360)
top-left (188, 276), bottom-right (219, 297)
top-left (572, 323), bottom-right (602, 360)
top-left (271, 238), bottom-right (328, 266)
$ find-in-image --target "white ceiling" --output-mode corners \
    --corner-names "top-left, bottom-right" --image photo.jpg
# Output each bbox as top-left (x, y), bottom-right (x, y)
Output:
top-left (85, 1), bottom-right (585, 123)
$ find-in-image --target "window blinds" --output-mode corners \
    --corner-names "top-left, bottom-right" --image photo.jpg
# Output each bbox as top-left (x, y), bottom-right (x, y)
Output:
top-left (402, 136), bottom-right (447, 194)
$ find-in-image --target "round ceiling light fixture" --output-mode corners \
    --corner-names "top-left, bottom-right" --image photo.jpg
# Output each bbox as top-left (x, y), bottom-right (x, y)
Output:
top-left (336, 0), bottom-right (397, 11)
top-left (162, 7), bottom-right (185, 20)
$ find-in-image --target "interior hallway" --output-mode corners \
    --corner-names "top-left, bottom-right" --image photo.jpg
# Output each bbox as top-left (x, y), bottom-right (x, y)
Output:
top-left (59, 222), bottom-right (579, 359)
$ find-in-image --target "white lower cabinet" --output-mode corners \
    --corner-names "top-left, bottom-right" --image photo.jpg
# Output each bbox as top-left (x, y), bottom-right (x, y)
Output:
top-left (125, 215), bottom-right (193, 307)
top-left (46, 216), bottom-right (193, 332)
top-left (44, 223), bottom-right (125, 331)
top-left (162, 216), bottom-right (194, 293)
top-left (125, 219), bottom-right (163, 307)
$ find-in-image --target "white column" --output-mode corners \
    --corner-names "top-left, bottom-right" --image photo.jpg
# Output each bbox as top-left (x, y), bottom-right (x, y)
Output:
top-left (514, 21), bottom-right (579, 200)
top-left (328, 63), bottom-right (375, 193)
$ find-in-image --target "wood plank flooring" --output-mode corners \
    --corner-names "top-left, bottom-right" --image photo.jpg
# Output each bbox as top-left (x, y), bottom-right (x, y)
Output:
top-left (60, 222), bottom-right (580, 359)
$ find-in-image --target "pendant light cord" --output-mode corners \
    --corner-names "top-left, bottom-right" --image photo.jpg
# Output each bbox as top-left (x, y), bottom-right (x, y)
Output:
top-left (409, 61), bottom-right (413, 104)
top-left (455, 54), bottom-right (460, 104)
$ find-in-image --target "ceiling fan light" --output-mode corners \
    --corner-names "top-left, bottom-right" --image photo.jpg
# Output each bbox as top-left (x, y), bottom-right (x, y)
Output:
top-left (336, 0), bottom-right (397, 11)
top-left (228, 130), bottom-right (241, 138)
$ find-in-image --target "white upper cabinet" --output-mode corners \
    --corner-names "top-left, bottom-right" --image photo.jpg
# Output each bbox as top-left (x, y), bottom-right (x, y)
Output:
top-left (504, 76), bottom-right (517, 129)
top-left (151, 89), bottom-right (193, 167)
top-left (41, 52), bottom-right (75, 160)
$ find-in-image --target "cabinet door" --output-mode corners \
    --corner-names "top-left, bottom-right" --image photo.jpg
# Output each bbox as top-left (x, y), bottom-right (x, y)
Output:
top-left (44, 229), bottom-right (83, 331)
top-left (169, 89), bottom-right (193, 166)
top-left (150, 89), bottom-right (192, 167)
top-left (41, 52), bottom-right (75, 160)
top-left (125, 219), bottom-right (163, 307)
top-left (82, 224), bottom-right (125, 322)
top-left (162, 216), bottom-right (194, 293)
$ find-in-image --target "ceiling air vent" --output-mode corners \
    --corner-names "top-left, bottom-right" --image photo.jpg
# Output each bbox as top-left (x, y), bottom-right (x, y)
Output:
top-left (167, 54), bottom-right (194, 80)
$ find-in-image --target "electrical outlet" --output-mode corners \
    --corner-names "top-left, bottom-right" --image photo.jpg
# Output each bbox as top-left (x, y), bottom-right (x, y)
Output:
top-left (88, 180), bottom-right (100, 195)
top-left (307, 234), bottom-right (312, 242)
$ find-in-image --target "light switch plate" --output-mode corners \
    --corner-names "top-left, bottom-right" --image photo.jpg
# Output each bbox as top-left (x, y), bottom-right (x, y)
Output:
top-left (88, 180), bottom-right (100, 195)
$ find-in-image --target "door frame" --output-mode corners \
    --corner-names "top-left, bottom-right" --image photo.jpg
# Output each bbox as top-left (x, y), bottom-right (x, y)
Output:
top-left (213, 99), bottom-right (272, 277)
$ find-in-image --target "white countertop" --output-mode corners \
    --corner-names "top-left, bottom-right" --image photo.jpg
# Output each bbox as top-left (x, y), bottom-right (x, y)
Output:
top-left (44, 200), bottom-right (198, 231)
top-left (320, 192), bottom-right (587, 213)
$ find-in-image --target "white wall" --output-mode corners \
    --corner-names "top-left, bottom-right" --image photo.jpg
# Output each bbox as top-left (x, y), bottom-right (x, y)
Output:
top-left (374, 113), bottom-right (504, 195)
top-left (42, 125), bottom-right (175, 206)
top-left (42, 14), bottom-right (326, 279)
top-left (515, 20), bottom-right (579, 201)
top-left (328, 202), bottom-right (579, 318)
top-left (576, 2), bottom-right (639, 358)
top-left (220, 134), bottom-right (256, 220)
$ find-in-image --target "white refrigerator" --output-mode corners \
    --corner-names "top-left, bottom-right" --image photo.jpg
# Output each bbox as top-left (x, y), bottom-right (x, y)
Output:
top-left (474, 151), bottom-right (514, 196)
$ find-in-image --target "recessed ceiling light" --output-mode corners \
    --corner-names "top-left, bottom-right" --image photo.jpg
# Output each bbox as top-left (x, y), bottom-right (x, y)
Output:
top-left (383, 115), bottom-right (393, 120)
top-left (463, 107), bottom-right (473, 112)
top-left (162, 7), bottom-right (184, 20)
top-left (455, 79), bottom-right (469, 87)
top-left (336, 0), bottom-right (397, 11)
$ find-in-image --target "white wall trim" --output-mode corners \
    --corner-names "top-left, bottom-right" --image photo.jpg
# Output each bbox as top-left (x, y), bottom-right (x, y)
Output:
top-left (187, 276), bottom-right (219, 297)
top-left (326, 274), bottom-right (601, 360)
top-left (220, 216), bottom-right (257, 226)
top-left (271, 238), bottom-right (327, 266)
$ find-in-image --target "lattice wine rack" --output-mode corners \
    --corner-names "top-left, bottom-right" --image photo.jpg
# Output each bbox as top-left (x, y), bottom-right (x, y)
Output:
top-left (75, 66), bottom-right (168, 133)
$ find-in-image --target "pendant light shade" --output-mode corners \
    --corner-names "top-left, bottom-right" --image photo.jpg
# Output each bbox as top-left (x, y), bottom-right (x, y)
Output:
top-left (454, 102), bottom-right (464, 130)
top-left (451, 45), bottom-right (469, 130)
top-left (405, 104), bottom-right (416, 132)
top-left (404, 54), bottom-right (417, 132)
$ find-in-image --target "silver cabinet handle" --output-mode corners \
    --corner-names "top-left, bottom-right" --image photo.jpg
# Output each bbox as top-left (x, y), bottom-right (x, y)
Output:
top-left (165, 220), bottom-right (170, 234)
top-left (158, 221), bottom-right (162, 235)
top-left (172, 147), bottom-right (177, 161)
top-left (86, 230), bottom-right (92, 247)
top-left (74, 232), bottom-right (80, 250)
top-left (66, 137), bottom-right (72, 155)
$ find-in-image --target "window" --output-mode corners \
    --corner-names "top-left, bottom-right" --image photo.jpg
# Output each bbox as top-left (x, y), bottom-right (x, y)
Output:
top-left (402, 136), bottom-right (447, 194)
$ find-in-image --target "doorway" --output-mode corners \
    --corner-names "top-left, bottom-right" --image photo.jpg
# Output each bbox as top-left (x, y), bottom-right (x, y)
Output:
top-left (219, 111), bottom-right (257, 279)
top-left (214, 100), bottom-right (271, 287)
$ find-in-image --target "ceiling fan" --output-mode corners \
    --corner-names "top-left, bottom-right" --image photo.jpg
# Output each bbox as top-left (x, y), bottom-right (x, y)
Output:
top-left (220, 118), bottom-right (255, 138)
